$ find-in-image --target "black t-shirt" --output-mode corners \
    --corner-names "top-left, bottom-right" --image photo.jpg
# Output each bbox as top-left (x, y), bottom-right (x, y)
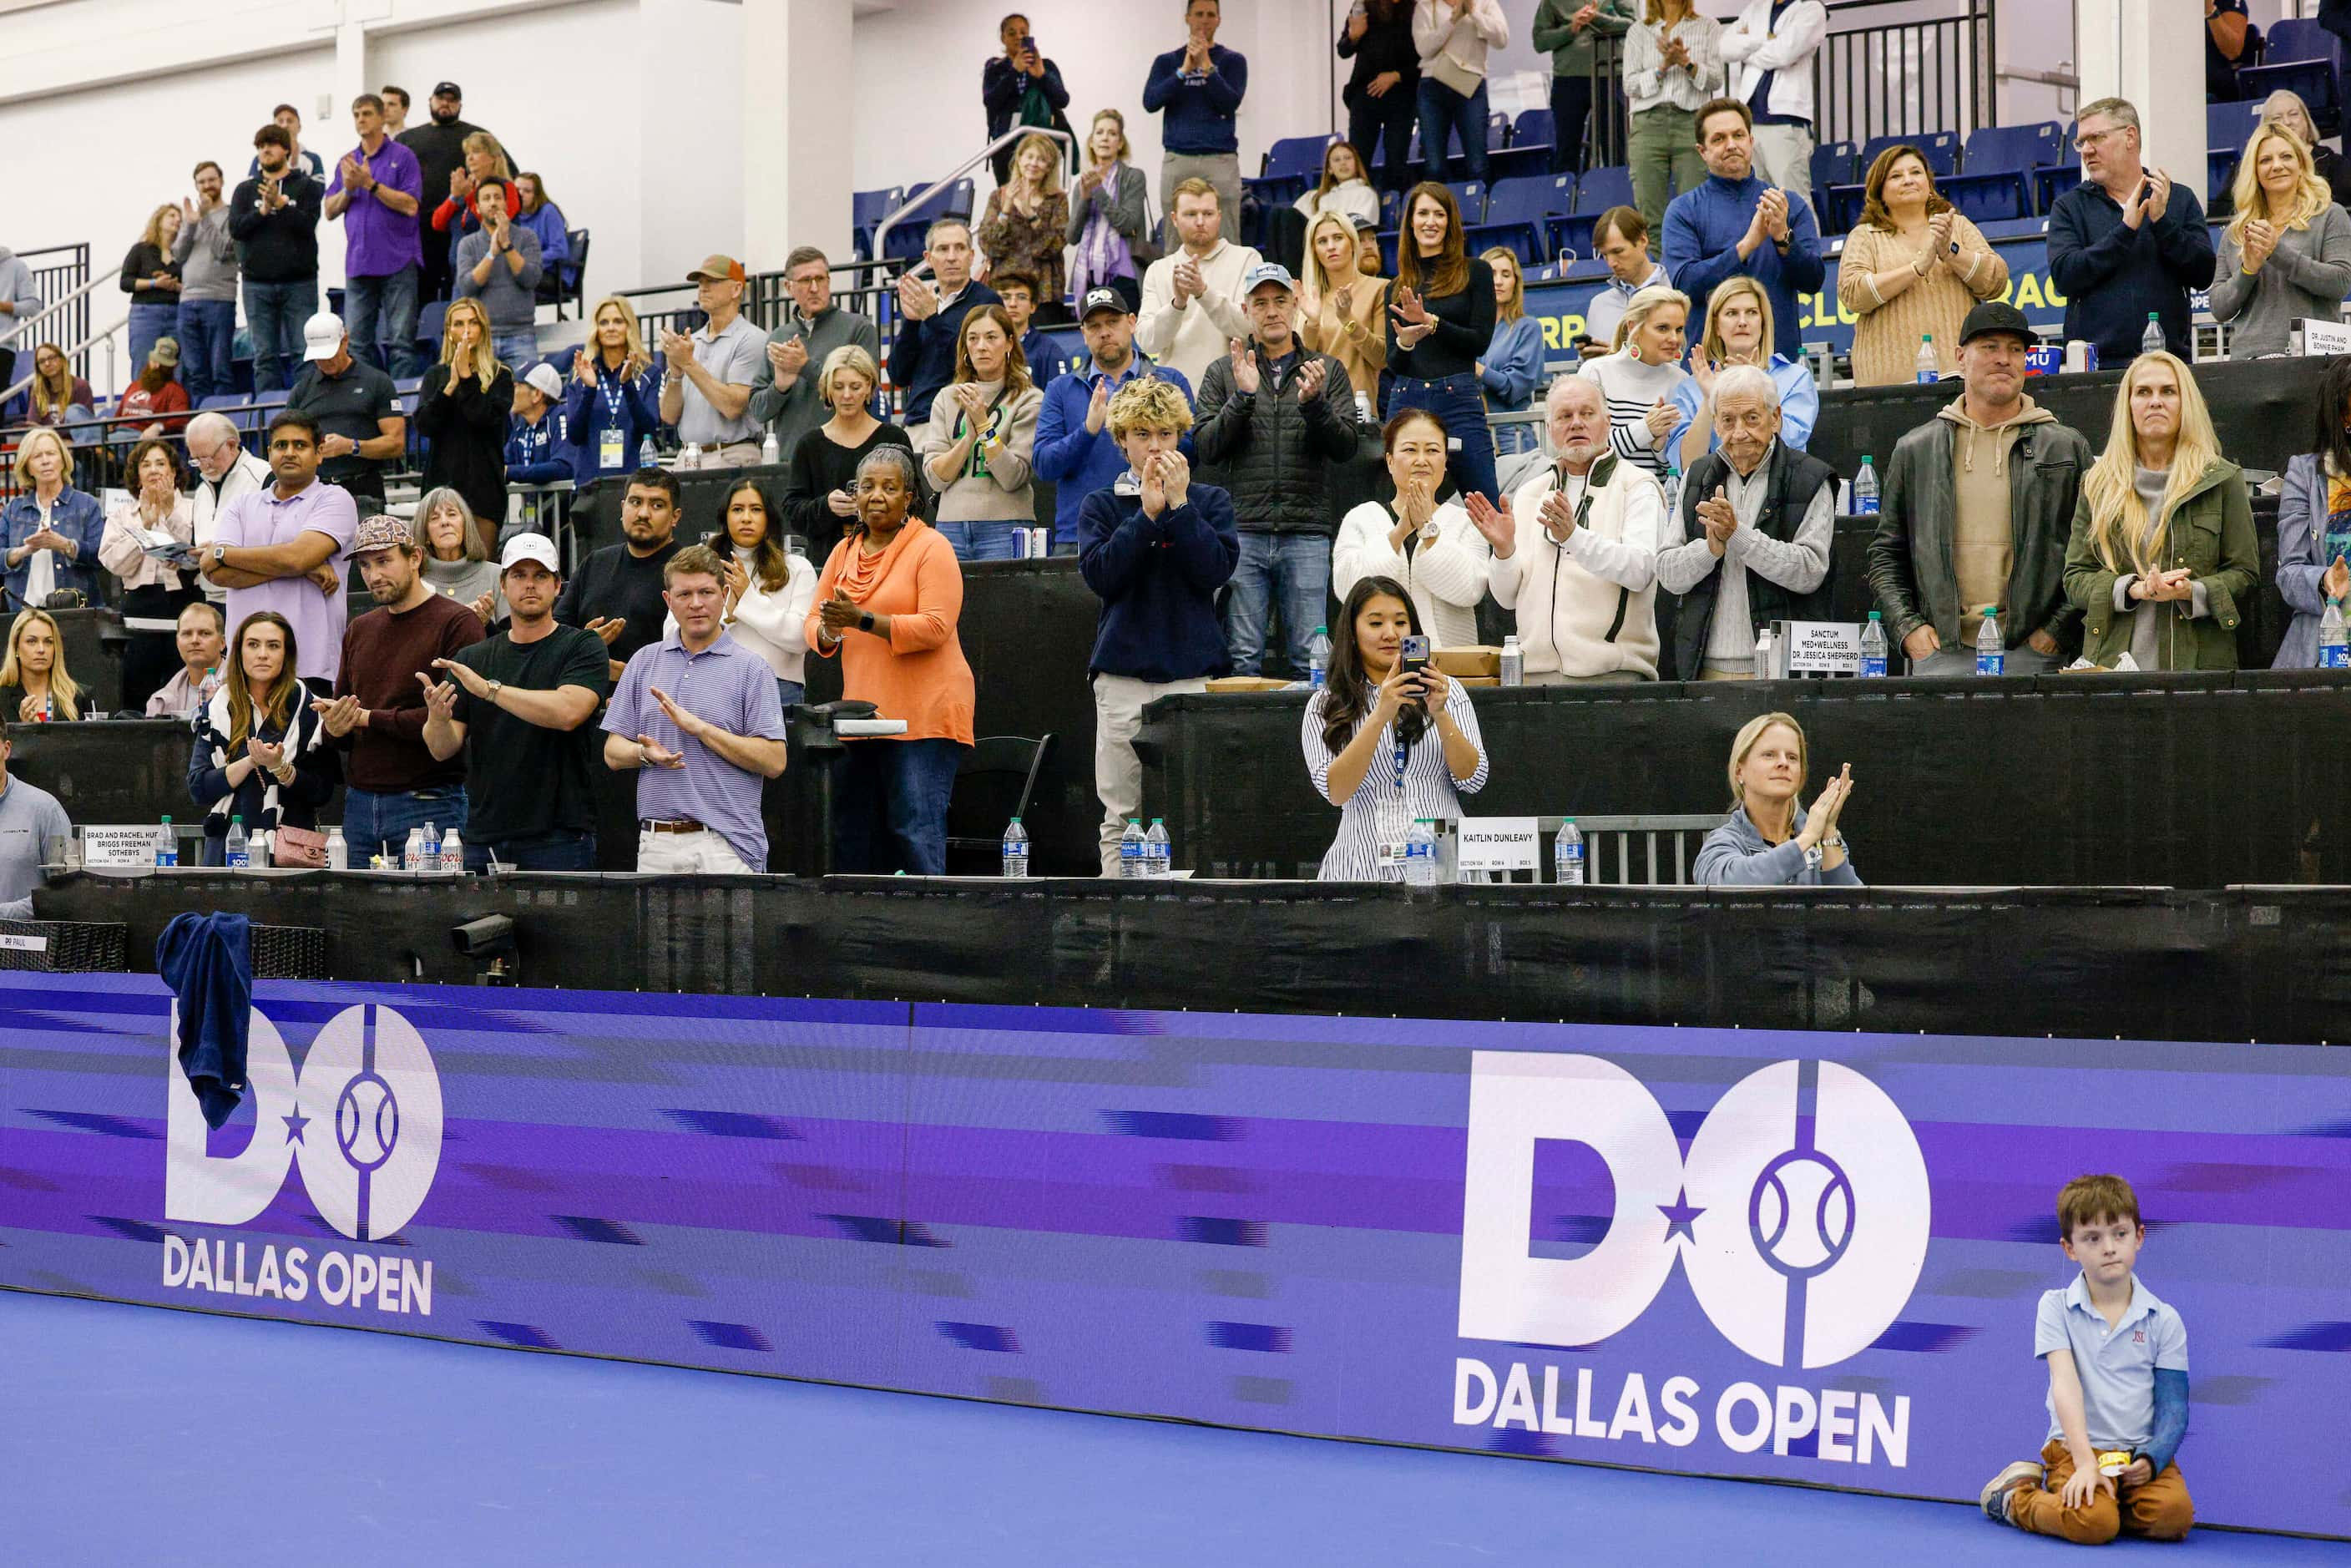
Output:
top-left (552, 539), bottom-right (680, 664)
top-left (287, 359), bottom-right (400, 500)
top-left (450, 624), bottom-right (611, 843)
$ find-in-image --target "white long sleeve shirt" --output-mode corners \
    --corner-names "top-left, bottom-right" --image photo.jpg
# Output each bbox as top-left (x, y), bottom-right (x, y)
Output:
top-left (1719, 0), bottom-right (1828, 125)
top-left (1413, 0), bottom-right (1511, 97)
top-left (1332, 500), bottom-right (1492, 649)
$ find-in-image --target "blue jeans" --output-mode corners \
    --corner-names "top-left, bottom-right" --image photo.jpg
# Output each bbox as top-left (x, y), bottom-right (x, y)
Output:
top-left (1494, 417), bottom-right (1538, 458)
top-left (129, 304), bottom-right (179, 382)
top-left (341, 784), bottom-right (468, 866)
top-left (1418, 77), bottom-right (1491, 185)
top-left (492, 329), bottom-right (537, 368)
top-left (935, 519), bottom-right (1025, 561)
top-left (463, 828), bottom-right (597, 872)
top-left (344, 266), bottom-right (422, 378)
top-left (244, 279), bottom-right (316, 393)
top-left (1388, 371), bottom-right (1499, 508)
top-left (776, 679), bottom-right (804, 710)
top-left (834, 737), bottom-right (966, 876)
top-left (174, 300), bottom-right (239, 406)
top-left (1224, 530), bottom-right (1332, 677)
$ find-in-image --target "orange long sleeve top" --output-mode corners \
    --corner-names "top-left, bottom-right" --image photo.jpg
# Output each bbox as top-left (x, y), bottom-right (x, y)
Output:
top-left (803, 519), bottom-right (975, 746)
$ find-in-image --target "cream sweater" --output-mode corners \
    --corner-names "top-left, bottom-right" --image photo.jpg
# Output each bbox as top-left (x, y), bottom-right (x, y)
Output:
top-left (1497, 458), bottom-right (1665, 678)
top-left (1332, 500), bottom-right (1492, 649)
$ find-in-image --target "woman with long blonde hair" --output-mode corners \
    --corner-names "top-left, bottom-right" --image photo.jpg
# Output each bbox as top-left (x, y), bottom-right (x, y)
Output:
top-left (1479, 247), bottom-right (1545, 457)
top-left (417, 296), bottom-right (515, 551)
top-left (120, 202), bottom-right (185, 374)
top-left (2065, 352), bottom-right (2257, 671)
top-left (2209, 123), bottom-right (2351, 360)
top-left (566, 296), bottom-right (661, 478)
top-left (0, 607), bottom-right (84, 721)
top-left (1671, 274), bottom-right (1820, 464)
top-left (1300, 208), bottom-right (1389, 407)
top-left (1068, 109), bottom-right (1154, 299)
top-left (978, 131), bottom-right (1072, 323)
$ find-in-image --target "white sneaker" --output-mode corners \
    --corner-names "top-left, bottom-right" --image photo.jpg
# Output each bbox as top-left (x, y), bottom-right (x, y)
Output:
top-left (1979, 1459), bottom-right (2043, 1526)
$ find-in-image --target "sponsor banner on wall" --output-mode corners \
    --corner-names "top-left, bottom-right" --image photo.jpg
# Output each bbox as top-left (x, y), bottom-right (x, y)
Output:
top-left (2, 973), bottom-right (2345, 1538)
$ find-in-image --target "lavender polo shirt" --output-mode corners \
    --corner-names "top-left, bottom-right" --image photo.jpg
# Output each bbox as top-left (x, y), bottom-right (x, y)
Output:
top-left (213, 478), bottom-right (360, 685)
top-left (603, 630), bottom-right (787, 871)
top-left (326, 136), bottom-right (423, 278)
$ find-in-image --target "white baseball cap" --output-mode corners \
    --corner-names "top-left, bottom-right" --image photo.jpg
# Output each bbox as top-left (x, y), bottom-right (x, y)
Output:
top-left (499, 534), bottom-right (561, 574)
top-left (521, 362), bottom-right (564, 400)
top-left (301, 311), bottom-right (346, 362)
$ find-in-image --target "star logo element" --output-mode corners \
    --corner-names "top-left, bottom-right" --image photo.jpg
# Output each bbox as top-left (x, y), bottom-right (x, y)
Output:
top-left (282, 1109), bottom-right (311, 1146)
top-left (1659, 1186), bottom-right (1704, 1245)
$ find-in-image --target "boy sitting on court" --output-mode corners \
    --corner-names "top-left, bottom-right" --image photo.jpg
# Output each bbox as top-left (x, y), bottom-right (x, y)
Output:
top-left (1979, 1172), bottom-right (2194, 1544)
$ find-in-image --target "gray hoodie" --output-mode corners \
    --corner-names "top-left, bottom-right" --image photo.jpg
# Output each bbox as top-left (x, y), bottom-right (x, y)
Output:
top-left (0, 248), bottom-right (42, 350)
top-left (173, 205), bottom-right (240, 302)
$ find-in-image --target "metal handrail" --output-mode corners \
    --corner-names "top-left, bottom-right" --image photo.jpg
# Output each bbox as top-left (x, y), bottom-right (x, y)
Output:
top-left (869, 126), bottom-right (1076, 276)
top-left (3, 280), bottom-right (122, 407)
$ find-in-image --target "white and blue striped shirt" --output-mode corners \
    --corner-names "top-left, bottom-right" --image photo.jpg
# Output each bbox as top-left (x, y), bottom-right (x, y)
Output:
top-left (1302, 680), bottom-right (1489, 881)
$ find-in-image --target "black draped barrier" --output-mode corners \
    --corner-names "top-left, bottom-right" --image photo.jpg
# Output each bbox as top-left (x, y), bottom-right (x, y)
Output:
top-left (1805, 356), bottom-right (2324, 488)
top-left (1135, 670), bottom-right (2351, 886)
top-left (42, 608), bottom-right (125, 717)
top-left (27, 871), bottom-right (2351, 1045)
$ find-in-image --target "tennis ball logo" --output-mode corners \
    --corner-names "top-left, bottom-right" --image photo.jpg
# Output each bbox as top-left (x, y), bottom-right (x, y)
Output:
top-left (167, 1004), bottom-right (442, 1243)
top-left (1459, 1052), bottom-right (1930, 1369)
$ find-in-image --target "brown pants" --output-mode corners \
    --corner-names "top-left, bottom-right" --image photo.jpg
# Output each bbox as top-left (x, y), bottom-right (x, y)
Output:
top-left (2012, 1439), bottom-right (2194, 1544)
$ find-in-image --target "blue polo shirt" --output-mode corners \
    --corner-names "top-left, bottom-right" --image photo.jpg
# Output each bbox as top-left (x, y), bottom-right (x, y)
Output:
top-left (602, 630), bottom-right (786, 872)
top-left (1033, 357), bottom-right (1194, 550)
top-left (2035, 1273), bottom-right (2188, 1451)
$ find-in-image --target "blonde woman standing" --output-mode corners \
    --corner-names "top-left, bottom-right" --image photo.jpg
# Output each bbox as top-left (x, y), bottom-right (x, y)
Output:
top-left (1299, 209), bottom-right (1389, 408)
top-left (1668, 274), bottom-right (1818, 464)
top-left (564, 296), bottom-right (663, 481)
top-left (2209, 124), bottom-right (2351, 360)
top-left (2064, 352), bottom-right (2257, 671)
top-left (1479, 248), bottom-right (1546, 457)
top-left (1582, 284), bottom-right (1690, 482)
top-left (978, 132), bottom-right (1073, 322)
top-left (1836, 144), bottom-right (2008, 386)
top-left (1068, 109), bottom-right (1155, 302)
top-left (417, 296), bottom-right (514, 552)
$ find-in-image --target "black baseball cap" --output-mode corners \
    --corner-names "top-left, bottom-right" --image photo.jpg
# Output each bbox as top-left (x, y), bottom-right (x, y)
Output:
top-left (1079, 286), bottom-right (1130, 321)
top-left (432, 81), bottom-right (462, 99)
top-left (1959, 300), bottom-right (2035, 347)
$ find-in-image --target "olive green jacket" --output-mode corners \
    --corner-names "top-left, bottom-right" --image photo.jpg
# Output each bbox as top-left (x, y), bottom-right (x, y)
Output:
top-left (2063, 458), bottom-right (2257, 670)
top-left (1533, 0), bottom-right (1635, 73)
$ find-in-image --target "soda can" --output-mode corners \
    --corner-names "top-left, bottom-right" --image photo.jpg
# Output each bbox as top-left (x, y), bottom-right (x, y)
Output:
top-left (1010, 528), bottom-right (1030, 559)
top-left (1032, 526), bottom-right (1049, 558)
top-left (2024, 344), bottom-right (2060, 377)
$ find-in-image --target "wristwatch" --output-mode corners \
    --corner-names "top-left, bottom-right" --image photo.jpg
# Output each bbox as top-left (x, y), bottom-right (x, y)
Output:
top-left (210, 542), bottom-right (227, 565)
top-left (1803, 842), bottom-right (1825, 873)
top-left (1824, 832), bottom-right (1847, 855)
top-left (857, 610), bottom-right (877, 634)
top-left (486, 680), bottom-right (505, 704)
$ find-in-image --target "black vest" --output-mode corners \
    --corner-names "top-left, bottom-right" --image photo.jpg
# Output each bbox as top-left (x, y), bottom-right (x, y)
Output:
top-left (1671, 442), bottom-right (1837, 680)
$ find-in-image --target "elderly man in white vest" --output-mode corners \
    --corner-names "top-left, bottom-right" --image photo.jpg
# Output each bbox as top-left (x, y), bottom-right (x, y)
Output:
top-left (1466, 372), bottom-right (1666, 683)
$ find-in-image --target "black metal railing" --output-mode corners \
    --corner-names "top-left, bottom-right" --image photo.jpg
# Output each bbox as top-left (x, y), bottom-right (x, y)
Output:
top-left (1814, 0), bottom-right (1996, 150)
top-left (13, 244), bottom-right (94, 383)
top-left (616, 258), bottom-right (912, 415)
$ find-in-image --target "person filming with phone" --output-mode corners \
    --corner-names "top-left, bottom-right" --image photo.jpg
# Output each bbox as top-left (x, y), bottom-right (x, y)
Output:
top-left (1301, 575), bottom-right (1488, 882)
top-left (2048, 99), bottom-right (2214, 369)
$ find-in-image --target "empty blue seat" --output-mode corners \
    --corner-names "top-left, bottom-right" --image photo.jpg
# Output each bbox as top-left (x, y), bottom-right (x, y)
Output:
top-left (2240, 18), bottom-right (2343, 130)
top-left (1260, 133), bottom-right (1336, 183)
top-left (1548, 166), bottom-right (1632, 256)
top-left (1514, 109), bottom-right (1555, 149)
top-left (1487, 114), bottom-right (1510, 151)
top-left (2207, 99), bottom-right (2263, 151)
top-left (852, 185), bottom-right (900, 259)
top-left (1464, 175), bottom-right (1572, 263)
top-left (1447, 180), bottom-right (1487, 223)
top-left (1858, 131), bottom-right (1958, 180)
top-left (1811, 140), bottom-right (1858, 194)
top-left (1939, 121), bottom-right (2062, 222)
top-left (882, 180), bottom-right (976, 261)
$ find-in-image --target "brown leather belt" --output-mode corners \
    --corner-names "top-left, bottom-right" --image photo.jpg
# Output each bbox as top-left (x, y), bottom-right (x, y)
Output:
top-left (640, 817), bottom-right (707, 835)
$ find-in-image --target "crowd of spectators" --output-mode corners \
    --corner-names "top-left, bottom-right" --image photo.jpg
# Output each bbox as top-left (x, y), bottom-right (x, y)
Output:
top-left (13, 0), bottom-right (2351, 911)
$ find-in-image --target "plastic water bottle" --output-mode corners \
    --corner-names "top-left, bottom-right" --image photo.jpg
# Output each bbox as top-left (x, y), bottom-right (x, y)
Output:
top-left (1403, 819), bottom-right (1439, 887)
top-left (680, 442), bottom-right (702, 471)
top-left (1145, 818), bottom-right (1171, 878)
top-left (1853, 456), bottom-right (1879, 515)
top-left (1914, 334), bottom-right (1938, 384)
top-left (403, 827), bottom-right (427, 871)
top-left (422, 821), bottom-right (441, 871)
top-left (1974, 607), bottom-right (2004, 676)
top-left (1555, 818), bottom-right (1585, 885)
top-left (761, 429), bottom-right (781, 467)
top-left (1307, 626), bottom-right (1332, 689)
top-left (1119, 819), bottom-right (1145, 879)
top-left (637, 435), bottom-right (657, 468)
top-left (1499, 634), bottom-right (1524, 688)
top-left (155, 817), bottom-right (178, 869)
top-left (2323, 600), bottom-right (2350, 670)
top-left (1754, 625), bottom-right (1777, 680)
top-left (1002, 816), bottom-right (1030, 878)
top-left (326, 827), bottom-right (347, 870)
top-left (1662, 463), bottom-right (1682, 523)
top-left (1858, 610), bottom-right (1888, 678)
top-left (438, 829), bottom-right (463, 874)
top-left (2141, 313), bottom-right (2164, 356)
top-left (225, 817), bottom-right (250, 869)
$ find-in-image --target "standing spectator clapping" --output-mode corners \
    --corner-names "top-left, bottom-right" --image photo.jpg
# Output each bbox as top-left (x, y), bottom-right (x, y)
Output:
top-left (892, 223), bottom-right (1002, 431)
top-left (1386, 183), bottom-right (1500, 503)
top-left (188, 610), bottom-right (339, 865)
top-left (1661, 98), bottom-right (1824, 367)
top-left (1339, 1), bottom-right (1422, 194)
top-left (1534, 0), bottom-right (1633, 178)
top-left (2208, 124), bottom-right (2351, 362)
top-left (323, 94), bottom-right (425, 379)
top-left (3, 428), bottom-right (104, 610)
top-left (1838, 145), bottom-right (2010, 386)
top-left (921, 306), bottom-right (1043, 561)
top-left (1336, 407), bottom-right (1497, 649)
top-left (1623, 0), bottom-right (1722, 235)
top-left (2046, 99), bottom-right (2214, 367)
top-left (1413, 0), bottom-right (1510, 187)
top-left (1144, 0), bottom-right (1249, 240)
top-left (983, 14), bottom-right (1073, 188)
top-left (452, 176), bottom-right (542, 367)
top-left (658, 255), bottom-right (767, 467)
top-left (1036, 288), bottom-right (1195, 555)
top-left (978, 134), bottom-right (1073, 322)
top-left (417, 298), bottom-right (515, 545)
top-left (564, 297), bottom-right (663, 481)
top-left (1135, 179), bottom-right (1261, 392)
top-left (1068, 109), bottom-right (1155, 305)
top-left (173, 163), bottom-right (240, 406)
top-left (230, 124), bottom-right (324, 394)
top-left (751, 248), bottom-right (881, 468)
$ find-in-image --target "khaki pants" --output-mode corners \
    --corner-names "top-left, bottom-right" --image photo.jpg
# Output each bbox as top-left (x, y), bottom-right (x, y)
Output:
top-left (2010, 1439), bottom-right (2194, 1545)
top-left (1752, 121), bottom-right (1817, 201)
top-left (1160, 152), bottom-right (1242, 245)
top-left (1627, 106), bottom-right (1704, 238)
top-left (693, 439), bottom-right (766, 469)
top-left (636, 827), bottom-right (755, 875)
top-left (1094, 671), bottom-right (1208, 877)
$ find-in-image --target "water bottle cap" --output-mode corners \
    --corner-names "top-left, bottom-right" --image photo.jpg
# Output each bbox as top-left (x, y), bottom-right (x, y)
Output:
top-left (1867, 610), bottom-right (1880, 620)
top-left (230, 816), bottom-right (242, 825)
top-left (1150, 817), bottom-right (1163, 825)
top-left (161, 816), bottom-right (172, 824)
top-left (1009, 816), bottom-right (1022, 824)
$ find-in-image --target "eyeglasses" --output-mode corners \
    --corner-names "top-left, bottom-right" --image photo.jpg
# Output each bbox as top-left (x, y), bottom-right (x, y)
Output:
top-left (2073, 127), bottom-right (2125, 151)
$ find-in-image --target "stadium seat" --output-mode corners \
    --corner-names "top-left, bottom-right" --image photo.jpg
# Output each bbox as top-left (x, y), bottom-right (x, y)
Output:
top-left (2207, 99), bottom-right (2263, 154)
top-left (1858, 130), bottom-right (1958, 180)
top-left (1811, 140), bottom-right (1858, 195)
top-left (852, 186), bottom-right (899, 260)
top-left (416, 299), bottom-right (447, 353)
top-left (1446, 180), bottom-right (1487, 223)
top-left (1938, 121), bottom-right (2062, 223)
top-left (1380, 188), bottom-right (1403, 231)
top-left (1514, 109), bottom-right (1556, 149)
top-left (882, 179), bottom-right (975, 261)
top-left (1247, 133), bottom-right (1336, 208)
top-left (1549, 165), bottom-right (1631, 258)
top-left (1464, 175), bottom-right (1572, 263)
top-left (2239, 18), bottom-right (2343, 132)
top-left (2033, 124), bottom-right (2081, 215)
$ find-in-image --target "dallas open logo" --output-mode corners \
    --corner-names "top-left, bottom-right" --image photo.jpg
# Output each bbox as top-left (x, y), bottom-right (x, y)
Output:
top-left (161, 1004), bottom-right (442, 1317)
top-left (1453, 1052), bottom-right (1930, 1466)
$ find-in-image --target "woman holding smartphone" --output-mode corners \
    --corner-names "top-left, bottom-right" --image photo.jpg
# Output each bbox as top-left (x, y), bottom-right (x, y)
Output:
top-left (1301, 574), bottom-right (1489, 881)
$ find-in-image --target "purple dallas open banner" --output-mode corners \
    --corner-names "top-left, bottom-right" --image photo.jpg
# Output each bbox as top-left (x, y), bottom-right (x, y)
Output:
top-left (3, 972), bottom-right (2346, 1538)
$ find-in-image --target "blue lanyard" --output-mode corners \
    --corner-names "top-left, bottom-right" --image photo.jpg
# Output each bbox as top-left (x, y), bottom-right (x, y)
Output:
top-left (597, 367), bottom-right (627, 427)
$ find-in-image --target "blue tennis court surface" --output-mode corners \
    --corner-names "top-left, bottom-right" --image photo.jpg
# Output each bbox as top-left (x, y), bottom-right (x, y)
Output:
top-left (3, 1291), bottom-right (2332, 1565)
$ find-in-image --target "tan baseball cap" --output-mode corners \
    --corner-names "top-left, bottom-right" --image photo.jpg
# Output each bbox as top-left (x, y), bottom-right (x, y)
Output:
top-left (687, 255), bottom-right (746, 284)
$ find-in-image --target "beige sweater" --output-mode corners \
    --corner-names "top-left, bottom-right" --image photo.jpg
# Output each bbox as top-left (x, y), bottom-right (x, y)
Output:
top-left (1837, 215), bottom-right (2010, 387)
top-left (921, 380), bottom-right (1044, 524)
top-left (1301, 276), bottom-right (1392, 408)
